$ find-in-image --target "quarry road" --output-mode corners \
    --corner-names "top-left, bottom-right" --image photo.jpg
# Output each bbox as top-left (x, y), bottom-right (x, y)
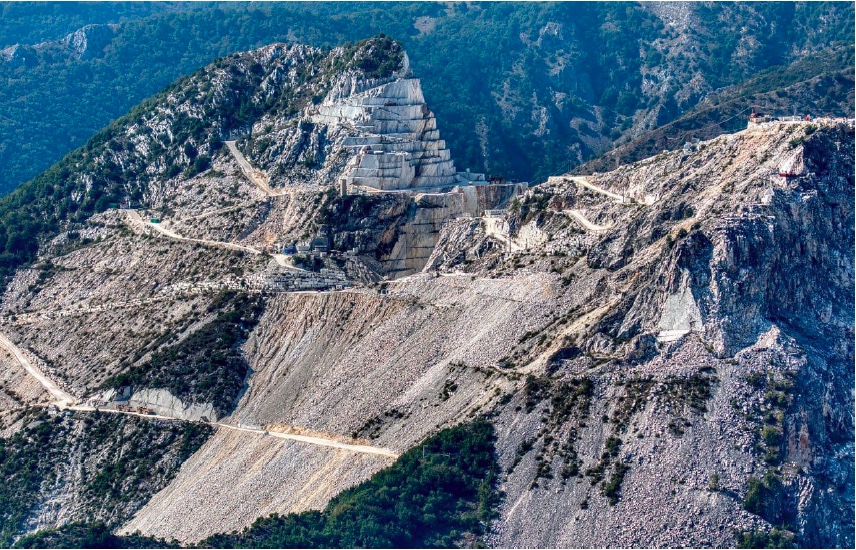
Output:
top-left (52, 406), bottom-right (398, 457)
top-left (225, 141), bottom-right (288, 197)
top-left (567, 209), bottom-right (613, 232)
top-left (183, 200), bottom-right (262, 221)
top-left (0, 331), bottom-right (76, 407)
top-left (0, 330), bottom-right (397, 458)
top-left (124, 210), bottom-right (262, 255)
top-left (216, 423), bottom-right (399, 458)
top-left (482, 218), bottom-right (527, 253)
top-left (127, 209), bottom-right (311, 272)
top-left (563, 176), bottom-right (626, 203)
top-left (272, 254), bottom-right (310, 272)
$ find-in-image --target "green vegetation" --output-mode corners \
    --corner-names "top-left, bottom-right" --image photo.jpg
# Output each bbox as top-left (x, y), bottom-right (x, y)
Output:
top-left (580, 45), bottom-right (855, 174)
top-left (0, 3), bottom-right (196, 46)
top-left (742, 471), bottom-right (794, 530)
top-left (507, 375), bottom-right (593, 493)
top-left (708, 473), bottom-right (720, 492)
top-left (0, 410), bottom-right (212, 546)
top-left (586, 376), bottom-right (656, 504)
top-left (1, 2), bottom-right (852, 194)
top-left (743, 369), bottom-right (795, 465)
top-left (735, 528), bottom-right (796, 549)
top-left (662, 368), bottom-right (718, 436)
top-left (103, 291), bottom-right (266, 416)
top-left (738, 366), bottom-right (805, 546)
top-left (13, 522), bottom-right (178, 549)
top-left (7, 418), bottom-right (498, 549)
top-left (197, 419), bottom-right (500, 548)
top-left (601, 461), bottom-right (630, 506)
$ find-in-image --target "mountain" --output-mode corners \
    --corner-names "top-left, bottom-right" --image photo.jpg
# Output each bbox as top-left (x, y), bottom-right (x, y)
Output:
top-left (0, 35), bottom-right (852, 548)
top-left (0, 1), bottom-right (852, 194)
top-left (578, 46), bottom-right (855, 174)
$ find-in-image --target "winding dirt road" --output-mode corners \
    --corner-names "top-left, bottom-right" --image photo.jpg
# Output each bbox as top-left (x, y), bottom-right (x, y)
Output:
top-left (0, 329), bottom-right (398, 458)
top-left (566, 175), bottom-right (627, 203)
top-left (124, 210), bottom-right (262, 255)
top-left (567, 209), bottom-right (613, 233)
top-left (218, 424), bottom-right (398, 458)
top-left (0, 332), bottom-right (76, 407)
top-left (124, 209), bottom-right (312, 273)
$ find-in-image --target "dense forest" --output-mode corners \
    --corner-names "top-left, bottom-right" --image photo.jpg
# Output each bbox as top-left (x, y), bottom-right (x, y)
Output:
top-left (1, 2), bottom-right (852, 193)
top-left (577, 46), bottom-right (855, 173)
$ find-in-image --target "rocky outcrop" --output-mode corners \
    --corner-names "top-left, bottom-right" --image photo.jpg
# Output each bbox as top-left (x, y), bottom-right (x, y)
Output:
top-left (117, 388), bottom-right (217, 423)
top-left (313, 77), bottom-right (459, 190)
top-left (0, 31), bottom-right (850, 548)
top-left (378, 184), bottom-right (523, 276)
top-left (60, 24), bottom-right (115, 60)
top-left (429, 119), bottom-right (854, 548)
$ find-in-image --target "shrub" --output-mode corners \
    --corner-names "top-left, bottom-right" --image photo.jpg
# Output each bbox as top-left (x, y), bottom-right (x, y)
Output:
top-left (735, 528), bottom-right (796, 549)
top-left (102, 291), bottom-right (265, 416)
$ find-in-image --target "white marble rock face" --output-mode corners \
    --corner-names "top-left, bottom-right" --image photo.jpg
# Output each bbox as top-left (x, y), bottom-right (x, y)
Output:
top-left (312, 76), bottom-right (458, 190)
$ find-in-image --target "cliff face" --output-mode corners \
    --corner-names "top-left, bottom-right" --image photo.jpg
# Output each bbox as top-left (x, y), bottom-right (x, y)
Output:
top-left (433, 119), bottom-right (853, 548)
top-left (119, 120), bottom-right (853, 546)
top-left (0, 34), bottom-right (851, 547)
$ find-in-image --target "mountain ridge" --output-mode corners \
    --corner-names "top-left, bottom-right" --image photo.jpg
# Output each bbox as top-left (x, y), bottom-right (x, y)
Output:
top-left (0, 2), bottom-right (852, 193)
top-left (0, 32), bottom-right (852, 549)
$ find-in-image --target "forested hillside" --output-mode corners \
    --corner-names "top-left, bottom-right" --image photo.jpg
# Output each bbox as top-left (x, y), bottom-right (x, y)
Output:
top-left (10, 421), bottom-right (499, 549)
top-left (1, 1), bottom-right (852, 194)
top-left (578, 46), bottom-right (855, 173)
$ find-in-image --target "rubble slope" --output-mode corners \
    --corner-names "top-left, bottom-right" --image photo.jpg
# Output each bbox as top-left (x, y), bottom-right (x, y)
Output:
top-left (0, 32), bottom-right (850, 549)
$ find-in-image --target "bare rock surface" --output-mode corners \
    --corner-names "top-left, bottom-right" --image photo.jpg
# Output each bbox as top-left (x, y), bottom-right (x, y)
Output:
top-left (0, 33), bottom-right (850, 548)
top-left (120, 428), bottom-right (394, 543)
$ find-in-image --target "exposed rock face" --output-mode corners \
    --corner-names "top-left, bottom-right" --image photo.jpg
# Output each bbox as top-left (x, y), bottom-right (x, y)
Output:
top-left (462, 120), bottom-right (851, 548)
top-left (232, 47), bottom-right (525, 274)
top-left (0, 32), bottom-right (851, 548)
top-left (123, 388), bottom-right (218, 422)
top-left (379, 185), bottom-right (522, 276)
top-left (0, 44), bottom-right (37, 68)
top-left (59, 24), bottom-right (115, 60)
top-left (313, 77), bottom-right (458, 190)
